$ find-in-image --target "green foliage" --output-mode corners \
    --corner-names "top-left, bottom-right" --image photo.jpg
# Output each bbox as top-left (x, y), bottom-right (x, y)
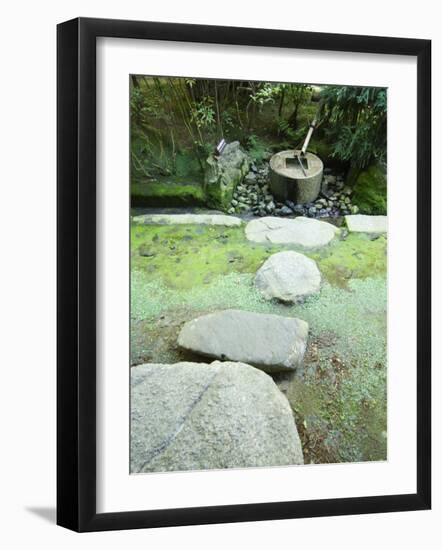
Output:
top-left (130, 77), bottom-right (388, 212)
top-left (320, 86), bottom-right (387, 169)
top-left (249, 82), bottom-right (279, 106)
top-left (173, 151), bottom-right (204, 178)
top-left (277, 119), bottom-right (306, 143)
top-left (130, 77), bottom-right (210, 181)
top-left (130, 78), bottom-right (317, 182)
top-left (311, 233), bottom-right (387, 287)
top-left (131, 130), bottom-right (176, 178)
top-left (130, 80), bottom-right (179, 178)
top-left (221, 109), bottom-right (235, 131)
top-left (245, 134), bottom-right (268, 164)
top-left (307, 138), bottom-right (337, 166)
top-left (284, 84), bottom-right (312, 128)
top-left (352, 165), bottom-right (387, 214)
top-left (190, 96), bottom-right (216, 129)
top-left (130, 85), bottom-right (164, 124)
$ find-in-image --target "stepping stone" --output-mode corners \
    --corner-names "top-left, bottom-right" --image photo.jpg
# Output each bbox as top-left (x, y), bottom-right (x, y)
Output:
top-left (132, 213), bottom-right (242, 227)
top-left (345, 215), bottom-right (387, 233)
top-left (131, 361), bottom-right (303, 473)
top-left (178, 309), bottom-right (308, 373)
top-left (255, 251), bottom-right (321, 303)
top-left (245, 216), bottom-right (339, 248)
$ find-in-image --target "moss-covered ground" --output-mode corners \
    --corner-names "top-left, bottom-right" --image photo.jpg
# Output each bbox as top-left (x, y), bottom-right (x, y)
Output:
top-left (131, 179), bottom-right (206, 207)
top-left (131, 218), bottom-right (387, 464)
top-left (352, 165), bottom-right (387, 215)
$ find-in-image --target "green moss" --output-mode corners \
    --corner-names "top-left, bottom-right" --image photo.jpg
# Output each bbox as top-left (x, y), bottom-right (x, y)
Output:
top-left (288, 357), bottom-right (387, 463)
top-left (352, 164), bottom-right (387, 215)
top-left (131, 223), bottom-right (387, 295)
top-left (298, 277), bottom-right (387, 368)
top-left (174, 151), bottom-right (203, 178)
top-left (131, 180), bottom-right (206, 207)
top-left (131, 223), bottom-right (276, 290)
top-left (132, 266), bottom-right (387, 353)
top-left (298, 102), bottom-right (318, 126)
top-left (132, 269), bottom-right (386, 368)
top-left (312, 233), bottom-right (387, 288)
top-left (288, 277), bottom-right (387, 463)
top-left (204, 177), bottom-right (234, 211)
top-left (130, 221), bottom-right (387, 463)
top-left (130, 222), bottom-right (387, 371)
top-left (132, 269), bottom-right (387, 463)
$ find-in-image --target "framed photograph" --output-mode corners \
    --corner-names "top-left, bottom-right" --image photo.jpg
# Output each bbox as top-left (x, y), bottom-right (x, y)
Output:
top-left (57, 17), bottom-right (431, 532)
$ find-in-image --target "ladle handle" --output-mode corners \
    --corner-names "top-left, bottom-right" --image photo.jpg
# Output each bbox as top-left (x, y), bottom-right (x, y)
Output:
top-left (301, 118), bottom-right (317, 156)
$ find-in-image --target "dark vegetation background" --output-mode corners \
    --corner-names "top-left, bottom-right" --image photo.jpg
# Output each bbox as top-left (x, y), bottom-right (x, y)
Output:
top-left (130, 77), bottom-right (387, 213)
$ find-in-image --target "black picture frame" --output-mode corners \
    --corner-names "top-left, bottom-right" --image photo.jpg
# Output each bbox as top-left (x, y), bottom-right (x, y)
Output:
top-left (57, 17), bottom-right (431, 532)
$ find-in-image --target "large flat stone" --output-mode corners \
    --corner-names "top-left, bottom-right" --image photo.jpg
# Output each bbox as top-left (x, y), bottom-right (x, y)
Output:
top-left (178, 309), bottom-right (308, 373)
top-left (255, 251), bottom-right (321, 303)
top-left (131, 361), bottom-right (303, 473)
top-left (345, 215), bottom-right (387, 233)
top-left (245, 216), bottom-right (339, 248)
top-left (132, 213), bottom-right (243, 226)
